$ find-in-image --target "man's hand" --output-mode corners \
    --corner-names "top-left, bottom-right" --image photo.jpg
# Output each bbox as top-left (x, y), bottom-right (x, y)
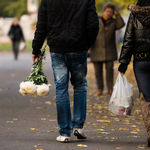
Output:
top-left (88, 47), bottom-right (92, 51)
top-left (32, 54), bottom-right (42, 63)
top-left (119, 72), bottom-right (124, 76)
top-left (114, 7), bottom-right (118, 15)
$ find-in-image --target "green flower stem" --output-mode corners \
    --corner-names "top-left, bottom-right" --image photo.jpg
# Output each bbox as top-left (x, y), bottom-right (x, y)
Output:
top-left (25, 44), bottom-right (48, 85)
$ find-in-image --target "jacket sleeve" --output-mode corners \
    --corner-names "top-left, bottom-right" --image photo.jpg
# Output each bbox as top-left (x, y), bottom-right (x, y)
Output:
top-left (119, 13), bottom-right (134, 64)
top-left (86, 0), bottom-right (99, 49)
top-left (115, 13), bottom-right (125, 30)
top-left (19, 26), bottom-right (25, 41)
top-left (32, 0), bottom-right (47, 55)
top-left (8, 26), bottom-right (12, 36)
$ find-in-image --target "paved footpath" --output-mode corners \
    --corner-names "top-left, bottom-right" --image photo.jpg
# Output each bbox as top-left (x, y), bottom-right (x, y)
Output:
top-left (0, 51), bottom-right (149, 150)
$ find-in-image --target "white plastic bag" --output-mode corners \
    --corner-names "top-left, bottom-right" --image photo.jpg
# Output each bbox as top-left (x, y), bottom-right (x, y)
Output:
top-left (109, 73), bottom-right (133, 116)
top-left (19, 42), bottom-right (26, 51)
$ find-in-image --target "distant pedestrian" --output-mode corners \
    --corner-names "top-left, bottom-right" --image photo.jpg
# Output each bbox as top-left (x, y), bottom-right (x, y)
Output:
top-left (8, 17), bottom-right (25, 60)
top-left (90, 2), bottom-right (125, 96)
top-left (118, 0), bottom-right (150, 147)
top-left (32, 0), bottom-right (99, 142)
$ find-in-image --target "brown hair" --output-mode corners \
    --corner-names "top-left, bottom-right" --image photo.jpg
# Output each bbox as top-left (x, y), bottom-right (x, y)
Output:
top-left (103, 2), bottom-right (116, 12)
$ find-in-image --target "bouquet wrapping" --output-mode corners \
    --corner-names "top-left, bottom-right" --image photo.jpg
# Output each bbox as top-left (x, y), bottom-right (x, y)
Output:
top-left (19, 45), bottom-right (51, 97)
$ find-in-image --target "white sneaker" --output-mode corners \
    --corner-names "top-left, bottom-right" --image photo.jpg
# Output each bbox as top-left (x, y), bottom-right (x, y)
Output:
top-left (73, 128), bottom-right (87, 139)
top-left (56, 135), bottom-right (70, 143)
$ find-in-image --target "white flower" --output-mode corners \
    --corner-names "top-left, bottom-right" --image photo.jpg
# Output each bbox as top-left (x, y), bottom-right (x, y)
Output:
top-left (19, 89), bottom-right (28, 96)
top-left (48, 84), bottom-right (51, 88)
top-left (37, 84), bottom-right (50, 96)
top-left (32, 92), bottom-right (39, 98)
top-left (20, 81), bottom-right (36, 94)
top-left (20, 81), bottom-right (26, 90)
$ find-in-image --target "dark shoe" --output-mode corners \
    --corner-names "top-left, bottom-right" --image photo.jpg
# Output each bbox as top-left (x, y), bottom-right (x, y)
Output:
top-left (140, 93), bottom-right (150, 147)
top-left (108, 90), bottom-right (113, 95)
top-left (73, 128), bottom-right (87, 139)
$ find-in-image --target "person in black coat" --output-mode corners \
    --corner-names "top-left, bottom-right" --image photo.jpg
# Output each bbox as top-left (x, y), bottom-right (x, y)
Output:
top-left (8, 17), bottom-right (25, 60)
top-left (118, 0), bottom-right (150, 147)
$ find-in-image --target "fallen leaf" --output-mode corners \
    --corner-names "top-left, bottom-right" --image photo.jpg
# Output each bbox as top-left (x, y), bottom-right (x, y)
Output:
top-left (6, 121), bottom-right (13, 123)
top-left (114, 147), bottom-right (122, 149)
top-left (129, 136), bottom-right (140, 138)
top-left (97, 129), bottom-right (105, 131)
top-left (33, 144), bottom-right (40, 148)
top-left (138, 145), bottom-right (146, 149)
top-left (30, 128), bottom-right (38, 130)
top-left (131, 125), bottom-right (136, 128)
top-left (77, 144), bottom-right (83, 147)
top-left (130, 132), bottom-right (138, 134)
top-left (136, 122), bottom-right (142, 124)
top-left (49, 119), bottom-right (57, 121)
top-left (13, 118), bottom-right (18, 121)
top-left (47, 130), bottom-right (54, 132)
top-left (82, 145), bottom-right (88, 148)
top-left (36, 107), bottom-right (43, 109)
top-left (41, 118), bottom-right (46, 121)
top-left (77, 144), bottom-right (88, 148)
top-left (135, 128), bottom-right (140, 132)
top-left (99, 132), bottom-right (110, 134)
top-left (45, 101), bottom-right (52, 105)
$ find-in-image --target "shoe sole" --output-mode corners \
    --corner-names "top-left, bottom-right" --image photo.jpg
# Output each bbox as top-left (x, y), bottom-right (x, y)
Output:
top-left (74, 130), bottom-right (87, 139)
top-left (57, 138), bottom-right (70, 143)
top-left (63, 138), bottom-right (70, 143)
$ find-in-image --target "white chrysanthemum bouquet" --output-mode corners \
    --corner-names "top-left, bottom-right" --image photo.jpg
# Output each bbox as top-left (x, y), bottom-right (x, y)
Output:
top-left (19, 45), bottom-right (51, 97)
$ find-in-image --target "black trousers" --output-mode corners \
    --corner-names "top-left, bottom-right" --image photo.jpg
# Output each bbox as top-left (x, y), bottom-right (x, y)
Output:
top-left (93, 61), bottom-right (114, 91)
top-left (134, 61), bottom-right (150, 102)
top-left (12, 41), bottom-right (19, 60)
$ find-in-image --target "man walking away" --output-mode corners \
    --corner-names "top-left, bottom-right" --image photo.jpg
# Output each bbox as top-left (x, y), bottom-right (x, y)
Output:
top-left (32, 0), bottom-right (99, 142)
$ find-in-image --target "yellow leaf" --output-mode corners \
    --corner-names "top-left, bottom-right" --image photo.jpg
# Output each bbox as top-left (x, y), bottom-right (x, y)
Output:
top-left (6, 121), bottom-right (14, 123)
top-left (135, 128), bottom-right (140, 132)
top-left (30, 128), bottom-right (38, 130)
top-left (97, 129), bottom-right (105, 131)
top-left (136, 122), bottom-right (142, 124)
top-left (13, 118), bottom-right (18, 121)
top-left (45, 101), bottom-right (52, 105)
top-left (102, 116), bottom-right (107, 119)
top-left (36, 107), bottom-right (43, 109)
top-left (47, 130), bottom-right (54, 132)
top-left (77, 144), bottom-right (83, 147)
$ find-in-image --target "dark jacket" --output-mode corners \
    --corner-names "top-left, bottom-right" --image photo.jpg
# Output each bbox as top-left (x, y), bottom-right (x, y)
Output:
top-left (32, 0), bottom-right (99, 55)
top-left (8, 25), bottom-right (24, 42)
top-left (90, 14), bottom-right (125, 62)
top-left (119, 5), bottom-right (150, 64)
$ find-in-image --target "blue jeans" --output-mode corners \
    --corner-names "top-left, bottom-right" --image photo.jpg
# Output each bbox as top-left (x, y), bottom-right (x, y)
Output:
top-left (50, 50), bottom-right (87, 136)
top-left (134, 61), bottom-right (150, 102)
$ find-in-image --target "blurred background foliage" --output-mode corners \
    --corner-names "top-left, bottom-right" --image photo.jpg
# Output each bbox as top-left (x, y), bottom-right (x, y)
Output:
top-left (0, 0), bottom-right (41, 18)
top-left (96, 0), bottom-right (136, 14)
top-left (0, 0), bottom-right (136, 18)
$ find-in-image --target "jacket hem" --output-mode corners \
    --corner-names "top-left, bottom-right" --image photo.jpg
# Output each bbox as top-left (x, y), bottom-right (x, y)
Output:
top-left (50, 46), bottom-right (87, 53)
